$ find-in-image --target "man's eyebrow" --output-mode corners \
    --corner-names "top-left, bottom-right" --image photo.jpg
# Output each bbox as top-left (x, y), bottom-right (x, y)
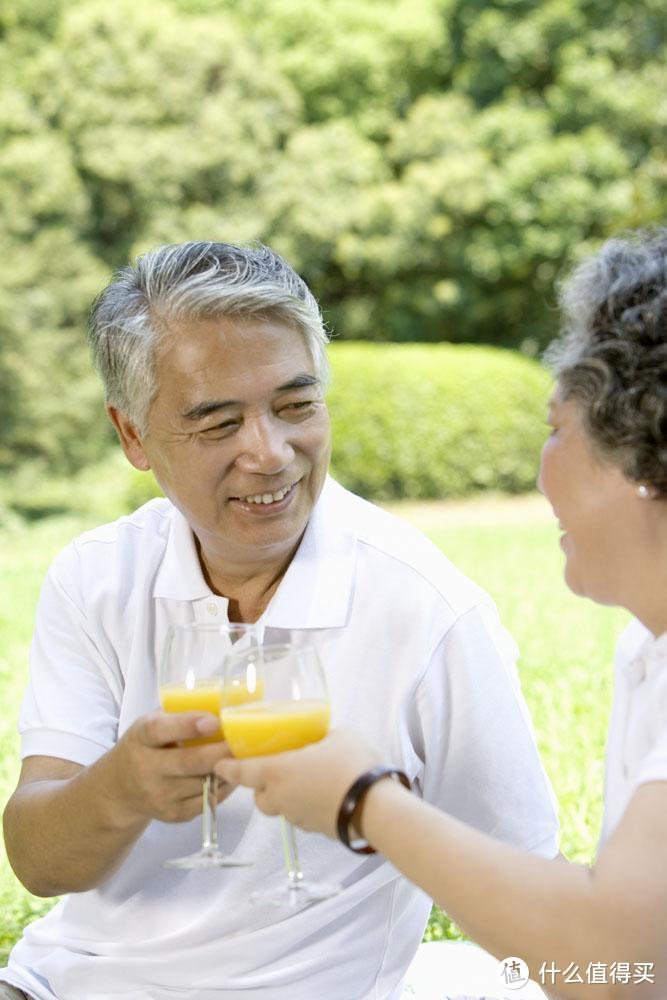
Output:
top-left (181, 374), bottom-right (321, 422)
top-left (276, 374), bottom-right (320, 392)
top-left (181, 399), bottom-right (237, 421)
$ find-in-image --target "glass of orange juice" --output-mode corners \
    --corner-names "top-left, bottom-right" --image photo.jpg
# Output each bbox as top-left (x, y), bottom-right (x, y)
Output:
top-left (221, 642), bottom-right (340, 905)
top-left (159, 622), bottom-right (259, 868)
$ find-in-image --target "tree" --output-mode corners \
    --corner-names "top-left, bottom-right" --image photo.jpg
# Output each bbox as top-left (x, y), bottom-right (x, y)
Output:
top-left (0, 0), bottom-right (664, 475)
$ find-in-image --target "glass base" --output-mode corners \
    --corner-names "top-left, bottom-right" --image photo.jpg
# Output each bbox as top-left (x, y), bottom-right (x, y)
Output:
top-left (163, 847), bottom-right (253, 869)
top-left (250, 879), bottom-right (341, 907)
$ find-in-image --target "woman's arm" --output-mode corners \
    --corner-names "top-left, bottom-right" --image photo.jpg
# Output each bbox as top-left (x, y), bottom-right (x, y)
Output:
top-left (217, 731), bottom-right (667, 1000)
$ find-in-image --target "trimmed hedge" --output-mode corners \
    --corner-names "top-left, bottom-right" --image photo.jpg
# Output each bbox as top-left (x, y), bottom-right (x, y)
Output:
top-left (327, 342), bottom-right (552, 499)
top-left (1, 342), bottom-right (553, 520)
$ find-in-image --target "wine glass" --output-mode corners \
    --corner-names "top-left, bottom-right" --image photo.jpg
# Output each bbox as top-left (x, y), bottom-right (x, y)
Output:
top-left (221, 642), bottom-right (341, 906)
top-left (159, 621), bottom-right (259, 868)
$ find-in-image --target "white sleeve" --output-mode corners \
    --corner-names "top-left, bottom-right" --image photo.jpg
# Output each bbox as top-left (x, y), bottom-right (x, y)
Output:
top-left (19, 545), bottom-right (122, 765)
top-left (411, 604), bottom-right (559, 858)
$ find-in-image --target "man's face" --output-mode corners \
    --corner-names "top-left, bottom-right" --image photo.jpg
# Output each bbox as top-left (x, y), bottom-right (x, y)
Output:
top-left (124, 316), bottom-right (331, 572)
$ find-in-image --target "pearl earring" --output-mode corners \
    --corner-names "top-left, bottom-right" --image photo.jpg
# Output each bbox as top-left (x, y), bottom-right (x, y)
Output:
top-left (637, 484), bottom-right (654, 499)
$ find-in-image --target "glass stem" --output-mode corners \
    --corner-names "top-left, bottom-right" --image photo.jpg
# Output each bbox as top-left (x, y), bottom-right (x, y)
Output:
top-left (201, 774), bottom-right (218, 852)
top-left (280, 817), bottom-right (304, 890)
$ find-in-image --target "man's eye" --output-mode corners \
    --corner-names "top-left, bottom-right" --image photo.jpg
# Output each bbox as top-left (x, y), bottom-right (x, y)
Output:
top-left (282, 401), bottom-right (315, 413)
top-left (201, 420), bottom-right (239, 437)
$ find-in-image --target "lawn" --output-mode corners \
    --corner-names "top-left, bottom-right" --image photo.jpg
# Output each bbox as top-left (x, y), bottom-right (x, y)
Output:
top-left (0, 495), bottom-right (629, 957)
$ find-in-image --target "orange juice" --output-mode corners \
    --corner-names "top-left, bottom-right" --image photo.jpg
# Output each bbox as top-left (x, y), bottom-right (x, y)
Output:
top-left (221, 700), bottom-right (330, 758)
top-left (160, 683), bottom-right (223, 745)
top-left (160, 680), bottom-right (264, 745)
top-left (221, 678), bottom-right (264, 708)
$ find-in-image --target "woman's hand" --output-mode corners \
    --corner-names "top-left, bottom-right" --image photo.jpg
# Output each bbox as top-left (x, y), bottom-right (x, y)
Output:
top-left (215, 729), bottom-right (383, 838)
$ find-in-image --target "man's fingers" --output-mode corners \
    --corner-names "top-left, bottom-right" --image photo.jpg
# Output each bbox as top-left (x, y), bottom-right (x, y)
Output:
top-left (138, 710), bottom-right (220, 748)
top-left (165, 742), bottom-right (231, 778)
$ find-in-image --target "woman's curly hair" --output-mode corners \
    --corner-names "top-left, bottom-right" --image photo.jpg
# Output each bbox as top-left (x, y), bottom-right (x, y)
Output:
top-left (545, 227), bottom-right (667, 495)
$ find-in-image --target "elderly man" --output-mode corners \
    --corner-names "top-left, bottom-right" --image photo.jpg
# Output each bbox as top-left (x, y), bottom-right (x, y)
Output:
top-left (1, 242), bottom-right (558, 1000)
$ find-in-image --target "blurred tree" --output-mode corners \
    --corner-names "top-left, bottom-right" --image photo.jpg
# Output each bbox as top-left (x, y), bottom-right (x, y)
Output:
top-left (0, 0), bottom-right (300, 471)
top-left (192, 0), bottom-right (452, 135)
top-left (0, 0), bottom-right (664, 475)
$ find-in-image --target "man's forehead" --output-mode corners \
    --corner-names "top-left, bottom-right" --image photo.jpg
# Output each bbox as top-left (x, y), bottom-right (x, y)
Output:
top-left (155, 314), bottom-right (317, 379)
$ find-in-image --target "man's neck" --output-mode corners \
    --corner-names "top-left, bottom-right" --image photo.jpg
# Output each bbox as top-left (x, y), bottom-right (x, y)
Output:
top-left (195, 537), bottom-right (300, 624)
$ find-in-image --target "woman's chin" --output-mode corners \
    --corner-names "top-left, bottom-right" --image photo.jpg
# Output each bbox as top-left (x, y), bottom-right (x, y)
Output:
top-left (563, 557), bottom-right (586, 598)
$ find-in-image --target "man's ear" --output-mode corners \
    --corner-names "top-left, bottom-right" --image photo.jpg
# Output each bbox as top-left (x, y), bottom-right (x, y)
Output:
top-left (106, 405), bottom-right (151, 472)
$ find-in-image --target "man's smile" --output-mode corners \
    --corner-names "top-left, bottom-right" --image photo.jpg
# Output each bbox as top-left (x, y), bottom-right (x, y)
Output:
top-left (229, 479), bottom-right (301, 514)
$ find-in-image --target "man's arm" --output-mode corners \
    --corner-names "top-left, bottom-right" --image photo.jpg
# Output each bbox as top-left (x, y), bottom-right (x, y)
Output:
top-left (416, 605), bottom-right (559, 855)
top-left (3, 710), bottom-right (228, 896)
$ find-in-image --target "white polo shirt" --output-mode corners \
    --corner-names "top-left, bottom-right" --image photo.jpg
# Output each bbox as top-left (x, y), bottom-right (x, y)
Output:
top-left (601, 619), bottom-right (667, 844)
top-left (2, 477), bottom-right (558, 1000)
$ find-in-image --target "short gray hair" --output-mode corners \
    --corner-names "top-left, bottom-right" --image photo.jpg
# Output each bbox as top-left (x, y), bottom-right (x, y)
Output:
top-left (545, 227), bottom-right (667, 494)
top-left (88, 241), bottom-right (331, 433)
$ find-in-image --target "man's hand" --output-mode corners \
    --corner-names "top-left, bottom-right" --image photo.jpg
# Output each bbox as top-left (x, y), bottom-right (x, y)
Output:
top-left (109, 710), bottom-right (235, 825)
top-left (3, 710), bottom-right (235, 896)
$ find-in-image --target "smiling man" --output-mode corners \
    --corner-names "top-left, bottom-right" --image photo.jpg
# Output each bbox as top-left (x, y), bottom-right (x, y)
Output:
top-left (109, 314), bottom-right (332, 623)
top-left (1, 242), bottom-right (558, 1000)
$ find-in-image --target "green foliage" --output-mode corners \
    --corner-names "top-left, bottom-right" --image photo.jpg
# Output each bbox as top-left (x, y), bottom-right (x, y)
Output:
top-left (124, 466), bottom-right (163, 512)
top-left (0, 0), bottom-right (664, 477)
top-left (0, 452), bottom-right (131, 523)
top-left (328, 343), bottom-right (551, 499)
top-left (216, 0), bottom-right (451, 134)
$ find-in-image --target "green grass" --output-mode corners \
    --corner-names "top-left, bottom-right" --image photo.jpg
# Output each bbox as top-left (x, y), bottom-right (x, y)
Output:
top-left (0, 498), bottom-right (629, 957)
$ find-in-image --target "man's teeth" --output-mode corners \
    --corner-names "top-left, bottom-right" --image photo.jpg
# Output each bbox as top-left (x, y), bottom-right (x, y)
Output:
top-left (243, 485), bottom-right (293, 505)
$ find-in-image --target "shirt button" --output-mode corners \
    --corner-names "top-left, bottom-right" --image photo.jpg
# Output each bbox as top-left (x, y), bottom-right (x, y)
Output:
top-left (206, 603), bottom-right (219, 616)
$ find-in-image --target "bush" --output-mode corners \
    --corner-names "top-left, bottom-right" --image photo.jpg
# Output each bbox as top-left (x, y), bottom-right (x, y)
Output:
top-left (327, 342), bottom-right (552, 499)
top-left (2, 343), bottom-right (551, 521)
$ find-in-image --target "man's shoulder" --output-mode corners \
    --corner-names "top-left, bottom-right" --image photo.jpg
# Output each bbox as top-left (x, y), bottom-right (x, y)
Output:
top-left (75, 497), bottom-right (172, 545)
top-left (52, 498), bottom-right (174, 579)
top-left (327, 480), bottom-right (489, 612)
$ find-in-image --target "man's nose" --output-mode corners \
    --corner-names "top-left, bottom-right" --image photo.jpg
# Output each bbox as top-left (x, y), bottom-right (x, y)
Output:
top-left (235, 416), bottom-right (294, 474)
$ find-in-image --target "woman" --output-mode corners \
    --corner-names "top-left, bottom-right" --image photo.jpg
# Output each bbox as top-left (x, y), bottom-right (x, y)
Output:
top-left (217, 228), bottom-right (667, 999)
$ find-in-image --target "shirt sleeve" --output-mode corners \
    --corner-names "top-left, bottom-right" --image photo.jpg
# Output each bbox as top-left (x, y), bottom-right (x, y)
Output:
top-left (19, 545), bottom-right (122, 765)
top-left (410, 604), bottom-right (559, 858)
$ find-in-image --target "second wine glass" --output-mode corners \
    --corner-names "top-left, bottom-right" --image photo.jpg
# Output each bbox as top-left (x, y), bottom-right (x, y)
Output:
top-left (221, 642), bottom-right (341, 906)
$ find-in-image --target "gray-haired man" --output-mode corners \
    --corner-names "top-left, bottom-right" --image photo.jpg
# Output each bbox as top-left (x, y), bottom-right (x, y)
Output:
top-left (2, 242), bottom-right (558, 1000)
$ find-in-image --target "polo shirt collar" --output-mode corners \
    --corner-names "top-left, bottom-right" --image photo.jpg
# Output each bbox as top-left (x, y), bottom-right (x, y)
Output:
top-left (153, 477), bottom-right (356, 629)
top-left (154, 505), bottom-right (213, 601)
top-left (623, 628), bottom-right (667, 688)
top-left (262, 478), bottom-right (356, 630)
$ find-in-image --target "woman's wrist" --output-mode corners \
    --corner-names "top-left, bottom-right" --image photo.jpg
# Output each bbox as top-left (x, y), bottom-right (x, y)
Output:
top-left (337, 766), bottom-right (411, 853)
top-left (357, 773), bottom-right (412, 842)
